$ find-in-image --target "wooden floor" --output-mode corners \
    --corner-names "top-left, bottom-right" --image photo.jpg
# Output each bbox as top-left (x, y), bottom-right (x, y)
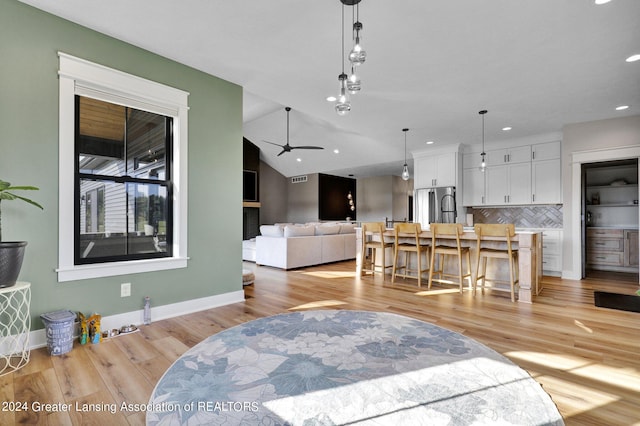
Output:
top-left (1, 260), bottom-right (639, 425)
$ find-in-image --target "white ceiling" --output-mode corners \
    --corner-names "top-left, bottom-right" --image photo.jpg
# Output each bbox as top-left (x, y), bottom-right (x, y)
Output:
top-left (21, 0), bottom-right (640, 178)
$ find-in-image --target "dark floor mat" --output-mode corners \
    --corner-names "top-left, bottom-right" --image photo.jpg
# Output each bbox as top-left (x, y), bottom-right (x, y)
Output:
top-left (594, 291), bottom-right (640, 313)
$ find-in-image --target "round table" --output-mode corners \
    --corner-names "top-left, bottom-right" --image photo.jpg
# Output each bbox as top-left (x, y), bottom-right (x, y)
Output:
top-left (0, 281), bottom-right (31, 376)
top-left (148, 310), bottom-right (563, 425)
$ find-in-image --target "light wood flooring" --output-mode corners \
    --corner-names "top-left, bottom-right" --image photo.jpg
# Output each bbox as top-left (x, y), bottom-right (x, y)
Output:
top-left (1, 260), bottom-right (639, 425)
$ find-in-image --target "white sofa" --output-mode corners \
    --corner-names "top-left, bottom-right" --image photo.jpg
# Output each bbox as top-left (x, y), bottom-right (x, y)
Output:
top-left (254, 223), bottom-right (357, 269)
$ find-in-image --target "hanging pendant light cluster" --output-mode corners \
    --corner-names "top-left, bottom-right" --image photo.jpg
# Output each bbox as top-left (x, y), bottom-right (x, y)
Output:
top-left (334, 0), bottom-right (367, 116)
top-left (401, 128), bottom-right (410, 181)
top-left (479, 110), bottom-right (488, 172)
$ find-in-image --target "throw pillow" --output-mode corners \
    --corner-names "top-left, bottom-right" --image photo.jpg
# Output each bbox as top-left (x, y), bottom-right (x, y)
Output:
top-left (260, 224), bottom-right (284, 237)
top-left (315, 224), bottom-right (341, 235)
top-left (339, 223), bottom-right (356, 234)
top-left (284, 225), bottom-right (315, 237)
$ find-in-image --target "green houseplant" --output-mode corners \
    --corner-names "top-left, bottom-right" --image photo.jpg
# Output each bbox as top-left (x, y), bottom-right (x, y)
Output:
top-left (0, 179), bottom-right (43, 288)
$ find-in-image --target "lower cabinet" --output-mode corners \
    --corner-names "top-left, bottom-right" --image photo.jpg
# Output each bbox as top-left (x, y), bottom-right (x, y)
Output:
top-left (587, 228), bottom-right (639, 272)
top-left (540, 229), bottom-right (562, 276)
top-left (624, 229), bottom-right (639, 267)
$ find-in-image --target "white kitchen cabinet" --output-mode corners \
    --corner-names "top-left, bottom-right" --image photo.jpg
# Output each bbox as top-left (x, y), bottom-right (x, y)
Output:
top-left (532, 141), bottom-right (561, 162)
top-left (541, 229), bottom-right (562, 276)
top-left (414, 151), bottom-right (456, 188)
top-left (462, 167), bottom-right (485, 206)
top-left (486, 145), bottom-right (531, 166)
top-left (486, 162), bottom-right (531, 205)
top-left (532, 159), bottom-right (562, 204)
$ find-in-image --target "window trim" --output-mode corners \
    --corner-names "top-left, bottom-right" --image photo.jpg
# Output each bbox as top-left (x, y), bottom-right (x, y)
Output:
top-left (57, 52), bottom-right (189, 282)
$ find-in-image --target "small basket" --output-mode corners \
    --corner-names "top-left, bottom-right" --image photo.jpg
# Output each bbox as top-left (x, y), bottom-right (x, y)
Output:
top-left (40, 310), bottom-right (76, 356)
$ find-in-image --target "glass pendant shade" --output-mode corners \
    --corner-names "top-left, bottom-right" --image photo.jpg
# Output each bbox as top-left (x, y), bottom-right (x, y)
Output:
top-left (347, 68), bottom-right (361, 94)
top-left (335, 73), bottom-right (351, 116)
top-left (349, 41), bottom-right (366, 65)
top-left (402, 164), bottom-right (410, 181)
top-left (349, 21), bottom-right (366, 65)
top-left (479, 153), bottom-right (486, 172)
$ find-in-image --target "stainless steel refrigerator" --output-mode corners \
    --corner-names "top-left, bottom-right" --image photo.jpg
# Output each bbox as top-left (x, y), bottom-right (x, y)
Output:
top-left (414, 187), bottom-right (457, 227)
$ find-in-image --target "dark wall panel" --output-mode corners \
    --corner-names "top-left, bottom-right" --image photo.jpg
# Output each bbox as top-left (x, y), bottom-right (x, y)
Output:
top-left (319, 173), bottom-right (356, 221)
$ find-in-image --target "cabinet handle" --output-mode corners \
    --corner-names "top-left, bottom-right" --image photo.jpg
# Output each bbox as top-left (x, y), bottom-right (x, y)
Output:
top-left (533, 194), bottom-right (535, 202)
top-left (596, 256), bottom-right (606, 260)
top-left (504, 154), bottom-right (507, 163)
top-left (508, 154), bottom-right (511, 162)
top-left (532, 151), bottom-right (536, 160)
top-left (482, 195), bottom-right (485, 204)
top-left (595, 242), bottom-right (605, 245)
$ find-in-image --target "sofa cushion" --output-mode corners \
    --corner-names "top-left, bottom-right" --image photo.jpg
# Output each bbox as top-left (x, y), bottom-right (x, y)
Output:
top-left (284, 224), bottom-right (315, 237)
top-left (315, 224), bottom-right (341, 235)
top-left (339, 223), bottom-right (356, 234)
top-left (260, 224), bottom-right (284, 237)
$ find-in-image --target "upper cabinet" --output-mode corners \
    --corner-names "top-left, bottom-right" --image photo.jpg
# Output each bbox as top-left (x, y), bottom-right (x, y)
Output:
top-left (486, 145), bottom-right (531, 166)
top-left (414, 150), bottom-right (458, 188)
top-left (462, 140), bottom-right (562, 206)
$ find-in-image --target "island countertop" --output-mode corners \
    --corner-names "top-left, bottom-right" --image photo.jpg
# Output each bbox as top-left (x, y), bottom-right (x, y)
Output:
top-left (356, 226), bottom-right (543, 303)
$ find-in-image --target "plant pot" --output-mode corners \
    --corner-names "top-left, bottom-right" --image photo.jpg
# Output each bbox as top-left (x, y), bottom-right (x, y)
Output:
top-left (0, 241), bottom-right (27, 288)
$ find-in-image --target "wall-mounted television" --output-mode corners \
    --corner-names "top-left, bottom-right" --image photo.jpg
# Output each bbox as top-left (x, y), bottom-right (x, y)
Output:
top-left (243, 170), bottom-right (258, 202)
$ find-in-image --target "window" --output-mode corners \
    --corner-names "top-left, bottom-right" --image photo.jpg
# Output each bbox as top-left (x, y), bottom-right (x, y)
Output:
top-left (58, 53), bottom-right (189, 281)
top-left (76, 96), bottom-right (172, 263)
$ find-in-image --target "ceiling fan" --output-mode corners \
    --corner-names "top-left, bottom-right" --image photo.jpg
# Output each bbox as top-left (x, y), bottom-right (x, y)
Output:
top-left (262, 107), bottom-right (324, 156)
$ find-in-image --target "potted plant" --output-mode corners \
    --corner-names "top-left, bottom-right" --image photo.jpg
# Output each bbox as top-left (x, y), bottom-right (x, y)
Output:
top-left (0, 179), bottom-right (43, 288)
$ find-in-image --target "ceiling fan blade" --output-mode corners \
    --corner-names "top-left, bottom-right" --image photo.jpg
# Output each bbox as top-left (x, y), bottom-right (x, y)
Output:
top-left (277, 149), bottom-right (287, 156)
top-left (290, 146), bottom-right (324, 150)
top-left (262, 140), bottom-right (284, 148)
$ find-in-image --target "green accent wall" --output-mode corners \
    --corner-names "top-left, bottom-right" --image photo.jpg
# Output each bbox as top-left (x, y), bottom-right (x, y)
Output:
top-left (0, 1), bottom-right (243, 328)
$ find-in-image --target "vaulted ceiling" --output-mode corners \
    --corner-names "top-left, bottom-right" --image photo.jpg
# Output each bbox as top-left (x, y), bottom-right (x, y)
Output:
top-left (21, 0), bottom-right (640, 178)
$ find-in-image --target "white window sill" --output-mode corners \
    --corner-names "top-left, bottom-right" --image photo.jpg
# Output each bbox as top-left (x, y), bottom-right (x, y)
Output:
top-left (56, 257), bottom-right (189, 282)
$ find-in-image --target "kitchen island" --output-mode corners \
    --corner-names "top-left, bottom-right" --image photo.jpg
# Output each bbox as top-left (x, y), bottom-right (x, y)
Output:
top-left (356, 227), bottom-right (542, 303)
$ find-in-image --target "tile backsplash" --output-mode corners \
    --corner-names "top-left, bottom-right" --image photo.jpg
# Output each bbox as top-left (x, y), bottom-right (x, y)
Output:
top-left (470, 205), bottom-right (563, 229)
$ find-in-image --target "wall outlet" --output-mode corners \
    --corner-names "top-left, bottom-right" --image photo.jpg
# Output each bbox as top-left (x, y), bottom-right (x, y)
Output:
top-left (121, 282), bottom-right (131, 297)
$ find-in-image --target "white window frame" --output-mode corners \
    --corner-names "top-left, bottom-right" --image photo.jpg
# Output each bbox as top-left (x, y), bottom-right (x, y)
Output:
top-left (57, 52), bottom-right (189, 282)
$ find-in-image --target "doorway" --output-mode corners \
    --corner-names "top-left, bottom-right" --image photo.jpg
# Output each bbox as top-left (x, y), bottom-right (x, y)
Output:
top-left (582, 158), bottom-right (639, 280)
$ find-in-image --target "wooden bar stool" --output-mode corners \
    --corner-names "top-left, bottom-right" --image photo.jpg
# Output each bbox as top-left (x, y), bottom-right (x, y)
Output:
top-left (392, 223), bottom-right (430, 287)
top-left (427, 223), bottom-right (473, 293)
top-left (360, 222), bottom-right (393, 279)
top-left (474, 223), bottom-right (519, 302)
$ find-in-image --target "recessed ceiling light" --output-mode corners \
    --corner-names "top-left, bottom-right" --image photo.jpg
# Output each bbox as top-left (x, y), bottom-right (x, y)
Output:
top-left (333, 149), bottom-right (340, 154)
top-left (626, 54), bottom-right (640, 63)
top-left (296, 158), bottom-right (302, 162)
top-left (594, 0), bottom-right (612, 4)
top-left (615, 105), bottom-right (629, 111)
top-left (326, 96), bottom-right (337, 102)
top-left (425, 141), bottom-right (434, 145)
top-left (502, 127), bottom-right (512, 131)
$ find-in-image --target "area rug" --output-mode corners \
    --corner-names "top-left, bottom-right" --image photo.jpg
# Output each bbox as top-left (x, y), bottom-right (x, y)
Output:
top-left (147, 310), bottom-right (564, 425)
top-left (594, 291), bottom-right (640, 313)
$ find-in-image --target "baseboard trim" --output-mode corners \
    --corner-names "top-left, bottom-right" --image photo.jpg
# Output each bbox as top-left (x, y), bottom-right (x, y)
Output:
top-left (28, 290), bottom-right (245, 350)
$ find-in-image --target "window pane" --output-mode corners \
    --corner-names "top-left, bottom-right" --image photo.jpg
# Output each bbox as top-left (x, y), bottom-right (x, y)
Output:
top-left (78, 180), bottom-right (169, 260)
top-left (77, 97), bottom-right (126, 176)
top-left (77, 96), bottom-right (169, 180)
top-left (128, 110), bottom-right (167, 180)
top-left (79, 180), bottom-right (127, 259)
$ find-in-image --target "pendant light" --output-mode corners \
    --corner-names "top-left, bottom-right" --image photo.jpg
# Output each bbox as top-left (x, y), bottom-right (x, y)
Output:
top-left (335, 3), bottom-right (351, 115)
top-left (479, 110), bottom-right (488, 172)
top-left (347, 65), bottom-right (361, 94)
top-left (348, 4), bottom-right (366, 66)
top-left (401, 128), bottom-right (410, 181)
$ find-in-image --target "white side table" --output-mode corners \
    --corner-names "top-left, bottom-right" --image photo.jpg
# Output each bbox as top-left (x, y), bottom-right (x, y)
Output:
top-left (0, 281), bottom-right (31, 376)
